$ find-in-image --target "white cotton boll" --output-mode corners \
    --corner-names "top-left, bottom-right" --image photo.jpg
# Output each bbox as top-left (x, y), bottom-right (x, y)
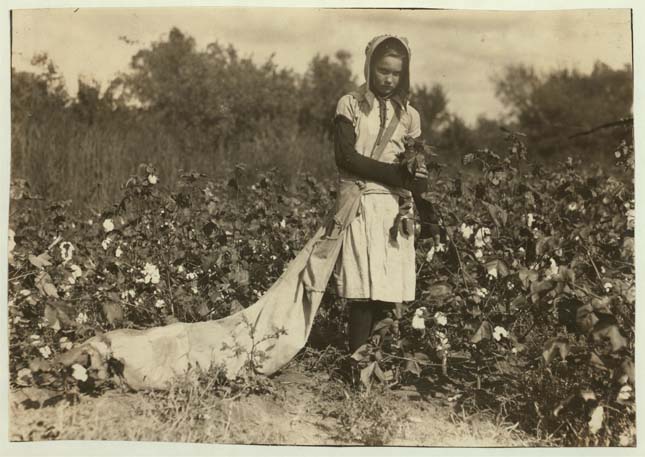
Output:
top-left (70, 264), bottom-right (82, 278)
top-left (475, 287), bottom-right (489, 298)
top-left (59, 337), bottom-right (73, 351)
top-left (9, 228), bottom-right (16, 252)
top-left (412, 315), bottom-right (425, 330)
top-left (617, 385), bottom-right (632, 402)
top-left (588, 406), bottom-right (604, 434)
top-left (426, 246), bottom-right (435, 263)
top-left (412, 307), bottom-right (426, 330)
top-left (460, 223), bottom-right (473, 240)
top-left (546, 258), bottom-right (558, 278)
top-left (474, 231), bottom-right (485, 248)
top-left (626, 209), bottom-right (635, 229)
top-left (142, 263), bottom-right (160, 284)
top-left (76, 312), bottom-right (89, 325)
top-left (148, 174), bottom-right (158, 185)
top-left (115, 246), bottom-right (123, 258)
top-left (475, 249), bottom-right (483, 260)
top-left (434, 312), bottom-right (447, 326)
top-left (39, 346), bottom-right (52, 359)
top-left (71, 364), bottom-right (88, 382)
top-left (60, 241), bottom-right (74, 263)
top-left (103, 219), bottom-right (114, 233)
top-left (493, 326), bottom-right (508, 341)
top-left (474, 227), bottom-right (491, 247)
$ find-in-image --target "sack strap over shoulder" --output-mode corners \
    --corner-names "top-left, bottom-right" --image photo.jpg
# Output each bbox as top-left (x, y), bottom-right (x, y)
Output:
top-left (371, 105), bottom-right (401, 161)
top-left (347, 88), bottom-right (403, 162)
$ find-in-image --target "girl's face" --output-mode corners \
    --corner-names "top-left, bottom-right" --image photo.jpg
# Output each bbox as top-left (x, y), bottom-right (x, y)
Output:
top-left (372, 55), bottom-right (403, 97)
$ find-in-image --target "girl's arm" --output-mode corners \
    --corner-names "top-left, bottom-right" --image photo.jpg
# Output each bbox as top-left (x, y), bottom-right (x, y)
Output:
top-left (334, 115), bottom-right (427, 194)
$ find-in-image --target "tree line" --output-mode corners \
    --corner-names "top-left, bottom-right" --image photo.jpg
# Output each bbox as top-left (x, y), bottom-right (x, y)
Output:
top-left (11, 27), bottom-right (633, 207)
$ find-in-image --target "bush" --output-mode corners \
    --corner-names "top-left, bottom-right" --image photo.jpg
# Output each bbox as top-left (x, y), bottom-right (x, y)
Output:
top-left (8, 132), bottom-right (634, 446)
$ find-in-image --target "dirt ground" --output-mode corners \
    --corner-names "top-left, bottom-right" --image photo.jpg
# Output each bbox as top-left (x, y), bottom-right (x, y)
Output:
top-left (8, 362), bottom-right (535, 447)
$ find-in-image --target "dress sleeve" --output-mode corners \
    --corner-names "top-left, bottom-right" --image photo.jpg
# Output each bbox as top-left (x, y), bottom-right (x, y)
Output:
top-left (408, 106), bottom-right (422, 139)
top-left (335, 94), bottom-right (355, 123)
top-left (334, 114), bottom-right (412, 189)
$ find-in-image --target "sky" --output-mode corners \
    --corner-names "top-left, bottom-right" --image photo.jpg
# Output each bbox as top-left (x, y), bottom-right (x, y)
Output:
top-left (10, 7), bottom-right (633, 125)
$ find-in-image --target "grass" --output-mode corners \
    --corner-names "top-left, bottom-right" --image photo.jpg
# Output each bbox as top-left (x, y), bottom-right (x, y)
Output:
top-left (9, 347), bottom-right (538, 447)
top-left (10, 107), bottom-right (337, 211)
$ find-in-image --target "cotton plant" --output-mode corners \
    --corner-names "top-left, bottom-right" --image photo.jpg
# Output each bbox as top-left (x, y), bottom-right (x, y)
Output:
top-left (140, 263), bottom-right (161, 285)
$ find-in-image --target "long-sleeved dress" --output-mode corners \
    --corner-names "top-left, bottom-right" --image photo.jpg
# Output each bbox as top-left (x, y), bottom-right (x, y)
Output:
top-left (333, 86), bottom-right (423, 303)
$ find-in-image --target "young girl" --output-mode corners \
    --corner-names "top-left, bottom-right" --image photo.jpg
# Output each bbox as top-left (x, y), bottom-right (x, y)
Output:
top-left (333, 35), bottom-right (429, 353)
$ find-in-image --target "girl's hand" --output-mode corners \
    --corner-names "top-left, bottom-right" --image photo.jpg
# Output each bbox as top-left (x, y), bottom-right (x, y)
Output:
top-left (414, 163), bottom-right (429, 180)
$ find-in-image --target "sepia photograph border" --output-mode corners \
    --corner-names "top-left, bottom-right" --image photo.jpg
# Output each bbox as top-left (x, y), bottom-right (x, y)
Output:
top-left (1, 0), bottom-right (642, 456)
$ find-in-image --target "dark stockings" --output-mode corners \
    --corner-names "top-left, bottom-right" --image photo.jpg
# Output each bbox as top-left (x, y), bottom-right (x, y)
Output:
top-left (348, 301), bottom-right (395, 353)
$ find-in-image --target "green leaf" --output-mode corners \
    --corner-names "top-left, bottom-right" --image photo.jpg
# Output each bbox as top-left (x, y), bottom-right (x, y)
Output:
top-left (621, 237), bottom-right (634, 260)
top-left (372, 318), bottom-right (394, 334)
top-left (592, 321), bottom-right (627, 352)
top-left (373, 363), bottom-right (386, 382)
top-left (536, 236), bottom-right (559, 256)
top-left (360, 362), bottom-right (376, 390)
top-left (413, 352), bottom-right (430, 363)
top-left (589, 351), bottom-right (607, 370)
top-left (530, 279), bottom-right (557, 304)
top-left (590, 297), bottom-right (612, 314)
top-left (44, 305), bottom-right (61, 331)
top-left (542, 337), bottom-right (570, 365)
top-left (518, 268), bottom-right (538, 289)
top-left (486, 259), bottom-right (510, 278)
top-left (28, 253), bottom-right (52, 269)
top-left (619, 359), bottom-right (635, 384)
top-left (35, 271), bottom-right (59, 298)
top-left (29, 357), bottom-right (52, 372)
top-left (229, 299), bottom-right (244, 314)
top-left (471, 321), bottom-right (493, 344)
top-left (576, 304), bottom-right (599, 333)
top-left (196, 302), bottom-right (210, 317)
top-left (230, 265), bottom-right (249, 286)
top-left (482, 201), bottom-right (508, 227)
top-left (382, 370), bottom-right (394, 382)
top-left (426, 283), bottom-right (452, 299)
top-left (102, 302), bottom-right (124, 324)
top-left (351, 344), bottom-right (370, 362)
top-left (510, 295), bottom-right (526, 311)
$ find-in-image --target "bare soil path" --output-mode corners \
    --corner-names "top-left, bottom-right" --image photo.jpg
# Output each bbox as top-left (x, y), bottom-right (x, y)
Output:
top-left (9, 364), bottom-right (535, 447)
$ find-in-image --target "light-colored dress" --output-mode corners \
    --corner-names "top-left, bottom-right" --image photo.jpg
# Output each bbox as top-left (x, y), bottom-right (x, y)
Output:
top-left (333, 88), bottom-right (422, 303)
